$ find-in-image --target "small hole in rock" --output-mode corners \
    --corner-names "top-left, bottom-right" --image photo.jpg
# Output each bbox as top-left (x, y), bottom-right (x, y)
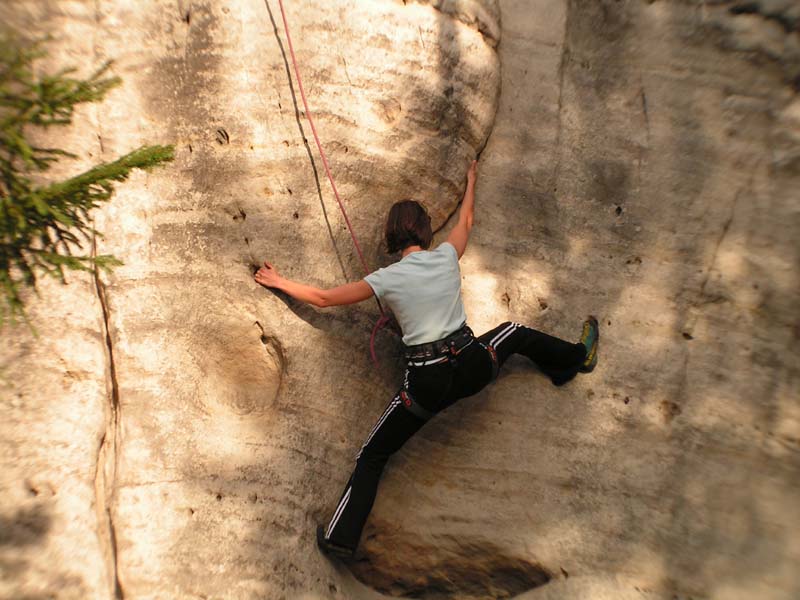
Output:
top-left (293, 211), bottom-right (299, 219)
top-left (287, 187), bottom-right (292, 195)
top-left (216, 493), bottom-right (222, 501)
top-left (682, 332), bottom-right (693, 340)
top-left (215, 128), bottom-right (230, 145)
top-left (624, 396), bottom-right (630, 404)
top-left (615, 205), bottom-right (623, 216)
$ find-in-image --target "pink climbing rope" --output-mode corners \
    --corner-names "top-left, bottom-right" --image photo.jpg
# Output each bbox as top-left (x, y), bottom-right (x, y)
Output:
top-left (276, 0), bottom-right (370, 276)
top-left (275, 0), bottom-right (392, 366)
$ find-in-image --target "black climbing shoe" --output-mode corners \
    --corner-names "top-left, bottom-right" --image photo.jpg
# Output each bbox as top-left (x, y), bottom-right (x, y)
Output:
top-left (579, 316), bottom-right (599, 373)
top-left (316, 525), bottom-right (355, 560)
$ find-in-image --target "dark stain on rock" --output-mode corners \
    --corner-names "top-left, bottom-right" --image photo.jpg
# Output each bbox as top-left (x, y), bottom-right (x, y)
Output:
top-left (589, 159), bottom-right (630, 208)
top-left (660, 400), bottom-right (682, 423)
top-left (682, 332), bottom-right (693, 340)
top-left (0, 505), bottom-right (52, 546)
top-left (567, 0), bottom-right (634, 99)
top-left (351, 539), bottom-right (552, 599)
top-left (727, 2), bottom-right (799, 34)
top-left (144, 2), bottom-right (221, 131)
top-left (142, 2), bottom-right (236, 198)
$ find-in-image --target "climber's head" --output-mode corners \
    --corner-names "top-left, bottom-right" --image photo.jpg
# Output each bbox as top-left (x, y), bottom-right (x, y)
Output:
top-left (385, 200), bottom-right (432, 253)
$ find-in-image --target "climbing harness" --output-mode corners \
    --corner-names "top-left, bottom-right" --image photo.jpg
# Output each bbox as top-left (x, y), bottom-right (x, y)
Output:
top-left (275, 0), bottom-right (392, 367)
top-left (398, 325), bottom-right (493, 421)
top-left (403, 325), bottom-right (474, 364)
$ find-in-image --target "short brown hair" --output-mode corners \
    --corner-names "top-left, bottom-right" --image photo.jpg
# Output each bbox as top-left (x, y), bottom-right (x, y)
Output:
top-left (384, 200), bottom-right (432, 253)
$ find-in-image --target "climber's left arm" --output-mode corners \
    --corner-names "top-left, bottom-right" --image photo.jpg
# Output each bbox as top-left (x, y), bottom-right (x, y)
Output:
top-left (255, 262), bottom-right (373, 307)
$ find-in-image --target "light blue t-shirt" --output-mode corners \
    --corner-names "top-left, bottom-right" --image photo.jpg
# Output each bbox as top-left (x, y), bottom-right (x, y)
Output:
top-left (364, 242), bottom-right (467, 345)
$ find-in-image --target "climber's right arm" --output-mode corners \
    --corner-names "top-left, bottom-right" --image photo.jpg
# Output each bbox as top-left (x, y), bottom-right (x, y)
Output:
top-left (447, 160), bottom-right (477, 259)
top-left (255, 262), bottom-right (372, 307)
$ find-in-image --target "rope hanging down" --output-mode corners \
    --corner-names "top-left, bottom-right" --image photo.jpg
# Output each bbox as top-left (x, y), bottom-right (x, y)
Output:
top-left (275, 0), bottom-right (392, 366)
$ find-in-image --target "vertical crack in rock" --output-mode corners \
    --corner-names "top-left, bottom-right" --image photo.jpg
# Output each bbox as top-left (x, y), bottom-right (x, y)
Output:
top-left (92, 239), bottom-right (124, 600)
top-left (263, 0), bottom-right (349, 281)
top-left (696, 174), bottom-right (751, 305)
top-left (88, 6), bottom-right (122, 593)
top-left (87, 3), bottom-right (123, 596)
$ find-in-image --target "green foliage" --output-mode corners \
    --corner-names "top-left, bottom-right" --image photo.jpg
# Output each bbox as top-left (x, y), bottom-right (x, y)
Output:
top-left (0, 34), bottom-right (174, 324)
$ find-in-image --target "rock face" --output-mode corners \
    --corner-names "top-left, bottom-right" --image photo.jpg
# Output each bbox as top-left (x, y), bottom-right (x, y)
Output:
top-left (0, 1), bottom-right (798, 600)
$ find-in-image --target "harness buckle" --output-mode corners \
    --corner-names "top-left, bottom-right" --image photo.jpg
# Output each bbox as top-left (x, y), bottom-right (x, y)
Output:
top-left (483, 343), bottom-right (500, 380)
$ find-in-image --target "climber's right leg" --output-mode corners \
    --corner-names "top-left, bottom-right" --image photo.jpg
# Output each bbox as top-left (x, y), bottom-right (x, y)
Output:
top-left (319, 391), bottom-right (426, 556)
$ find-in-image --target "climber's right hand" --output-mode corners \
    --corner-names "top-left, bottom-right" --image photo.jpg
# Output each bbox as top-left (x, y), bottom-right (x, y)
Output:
top-left (466, 159), bottom-right (478, 187)
top-left (255, 261), bottom-right (283, 289)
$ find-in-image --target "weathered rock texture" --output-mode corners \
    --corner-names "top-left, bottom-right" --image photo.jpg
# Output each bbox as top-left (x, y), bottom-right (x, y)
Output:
top-left (1, 1), bottom-right (798, 599)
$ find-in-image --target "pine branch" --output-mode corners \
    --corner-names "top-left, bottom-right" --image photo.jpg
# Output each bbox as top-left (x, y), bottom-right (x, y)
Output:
top-left (0, 33), bottom-right (174, 326)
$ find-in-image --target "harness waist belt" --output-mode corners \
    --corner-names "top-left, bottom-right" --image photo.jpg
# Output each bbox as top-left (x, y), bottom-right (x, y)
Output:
top-left (403, 324), bottom-right (473, 361)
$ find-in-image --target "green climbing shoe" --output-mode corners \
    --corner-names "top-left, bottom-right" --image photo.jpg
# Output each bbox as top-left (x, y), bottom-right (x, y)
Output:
top-left (579, 316), bottom-right (599, 373)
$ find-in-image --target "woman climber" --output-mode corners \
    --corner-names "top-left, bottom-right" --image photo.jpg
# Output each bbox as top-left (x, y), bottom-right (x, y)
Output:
top-left (254, 160), bottom-right (599, 559)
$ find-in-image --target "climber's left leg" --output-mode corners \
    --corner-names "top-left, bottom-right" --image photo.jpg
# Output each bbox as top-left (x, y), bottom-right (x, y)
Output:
top-left (320, 391), bottom-right (426, 554)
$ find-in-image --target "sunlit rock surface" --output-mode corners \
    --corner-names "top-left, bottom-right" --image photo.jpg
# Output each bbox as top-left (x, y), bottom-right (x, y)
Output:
top-left (1, 1), bottom-right (798, 599)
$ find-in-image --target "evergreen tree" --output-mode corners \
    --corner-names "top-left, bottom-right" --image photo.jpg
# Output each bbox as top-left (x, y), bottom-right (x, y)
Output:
top-left (0, 34), bottom-right (174, 324)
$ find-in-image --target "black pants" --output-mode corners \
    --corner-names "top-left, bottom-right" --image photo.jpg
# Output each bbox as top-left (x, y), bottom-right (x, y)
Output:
top-left (323, 321), bottom-right (587, 550)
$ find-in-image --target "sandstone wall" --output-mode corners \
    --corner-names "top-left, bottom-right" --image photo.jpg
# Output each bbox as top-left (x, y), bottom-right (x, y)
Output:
top-left (1, 1), bottom-right (797, 599)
